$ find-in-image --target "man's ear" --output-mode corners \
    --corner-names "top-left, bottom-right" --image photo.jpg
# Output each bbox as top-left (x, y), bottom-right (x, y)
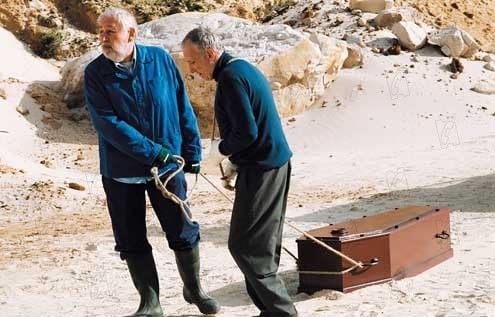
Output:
top-left (206, 47), bottom-right (217, 64)
top-left (128, 27), bottom-right (137, 42)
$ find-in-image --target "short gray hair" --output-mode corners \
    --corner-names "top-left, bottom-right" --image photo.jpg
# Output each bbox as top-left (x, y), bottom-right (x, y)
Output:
top-left (182, 27), bottom-right (223, 52)
top-left (97, 7), bottom-right (137, 32)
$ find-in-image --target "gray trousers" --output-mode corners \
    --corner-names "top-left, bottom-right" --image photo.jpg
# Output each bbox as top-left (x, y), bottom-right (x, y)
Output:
top-left (228, 162), bottom-right (297, 317)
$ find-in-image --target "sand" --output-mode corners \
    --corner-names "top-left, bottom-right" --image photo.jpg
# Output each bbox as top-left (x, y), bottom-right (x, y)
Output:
top-left (1, 10), bottom-right (495, 317)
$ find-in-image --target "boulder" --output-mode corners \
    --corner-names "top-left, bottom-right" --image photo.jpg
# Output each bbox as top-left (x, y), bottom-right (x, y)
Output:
top-left (374, 7), bottom-right (419, 28)
top-left (428, 26), bottom-right (481, 58)
top-left (391, 21), bottom-right (427, 51)
top-left (349, 0), bottom-right (394, 14)
top-left (59, 13), bottom-right (348, 133)
top-left (58, 49), bottom-right (101, 109)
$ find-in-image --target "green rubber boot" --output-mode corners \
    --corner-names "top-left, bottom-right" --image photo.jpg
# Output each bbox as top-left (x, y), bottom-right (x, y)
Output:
top-left (125, 253), bottom-right (164, 317)
top-left (174, 246), bottom-right (221, 315)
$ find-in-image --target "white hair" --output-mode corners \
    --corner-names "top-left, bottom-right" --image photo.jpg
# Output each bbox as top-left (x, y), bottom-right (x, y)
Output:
top-left (97, 7), bottom-right (137, 33)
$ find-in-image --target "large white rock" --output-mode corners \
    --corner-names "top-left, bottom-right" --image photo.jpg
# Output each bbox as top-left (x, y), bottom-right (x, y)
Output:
top-left (59, 13), bottom-right (348, 129)
top-left (349, 0), bottom-right (394, 14)
top-left (391, 21), bottom-right (427, 51)
top-left (428, 26), bottom-right (480, 58)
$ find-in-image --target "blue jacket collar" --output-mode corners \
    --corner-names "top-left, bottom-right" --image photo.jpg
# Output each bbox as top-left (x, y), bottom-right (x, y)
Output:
top-left (99, 44), bottom-right (154, 76)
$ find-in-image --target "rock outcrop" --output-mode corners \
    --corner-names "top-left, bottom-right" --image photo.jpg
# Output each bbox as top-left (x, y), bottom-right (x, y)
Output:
top-left (59, 12), bottom-right (348, 134)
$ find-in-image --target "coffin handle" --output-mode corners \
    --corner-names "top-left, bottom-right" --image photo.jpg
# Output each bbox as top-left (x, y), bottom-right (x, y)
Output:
top-left (362, 257), bottom-right (379, 267)
top-left (435, 230), bottom-right (450, 239)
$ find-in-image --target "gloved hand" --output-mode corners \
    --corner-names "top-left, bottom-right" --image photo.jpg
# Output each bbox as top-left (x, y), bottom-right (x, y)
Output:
top-left (184, 161), bottom-right (200, 174)
top-left (209, 139), bottom-right (227, 166)
top-left (220, 159), bottom-right (237, 191)
top-left (153, 146), bottom-right (176, 167)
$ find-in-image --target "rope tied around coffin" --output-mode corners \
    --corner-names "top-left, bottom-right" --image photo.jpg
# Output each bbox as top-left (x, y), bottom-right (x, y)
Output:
top-left (152, 155), bottom-right (364, 275)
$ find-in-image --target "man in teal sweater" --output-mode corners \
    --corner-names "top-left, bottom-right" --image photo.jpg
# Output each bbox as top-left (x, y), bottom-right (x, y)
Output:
top-left (182, 27), bottom-right (297, 317)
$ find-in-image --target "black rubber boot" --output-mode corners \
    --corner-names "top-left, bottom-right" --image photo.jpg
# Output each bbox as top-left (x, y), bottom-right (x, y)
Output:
top-left (174, 246), bottom-right (221, 315)
top-left (125, 253), bottom-right (164, 317)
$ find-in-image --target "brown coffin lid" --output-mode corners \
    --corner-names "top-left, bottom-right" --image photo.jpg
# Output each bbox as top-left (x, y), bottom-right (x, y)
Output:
top-left (297, 205), bottom-right (447, 242)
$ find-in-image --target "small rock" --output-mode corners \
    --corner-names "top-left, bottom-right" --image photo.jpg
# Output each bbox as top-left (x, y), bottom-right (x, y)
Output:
top-left (483, 54), bottom-right (494, 63)
top-left (351, 9), bottom-right (362, 16)
top-left (0, 87), bottom-right (6, 99)
top-left (357, 17), bottom-right (367, 27)
top-left (386, 42), bottom-right (402, 55)
top-left (288, 117), bottom-right (296, 123)
top-left (484, 62), bottom-right (495, 72)
top-left (450, 73), bottom-right (459, 79)
top-left (68, 182), bottom-right (86, 191)
top-left (85, 243), bottom-right (97, 251)
top-left (16, 105), bottom-right (29, 115)
top-left (463, 11), bottom-right (474, 19)
top-left (271, 81), bottom-right (283, 90)
top-left (471, 80), bottom-right (495, 95)
top-left (343, 44), bottom-right (364, 68)
top-left (449, 58), bottom-right (464, 73)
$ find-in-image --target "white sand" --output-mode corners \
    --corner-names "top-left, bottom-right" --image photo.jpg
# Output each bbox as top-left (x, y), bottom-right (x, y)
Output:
top-left (1, 21), bottom-right (494, 317)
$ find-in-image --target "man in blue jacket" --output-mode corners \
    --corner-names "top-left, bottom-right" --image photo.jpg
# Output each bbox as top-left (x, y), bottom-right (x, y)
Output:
top-left (182, 27), bottom-right (297, 317)
top-left (84, 8), bottom-right (219, 316)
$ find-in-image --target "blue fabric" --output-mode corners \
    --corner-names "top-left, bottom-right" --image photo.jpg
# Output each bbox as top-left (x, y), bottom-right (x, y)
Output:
top-left (84, 44), bottom-right (202, 178)
top-left (212, 52), bottom-right (292, 170)
top-left (101, 171), bottom-right (200, 256)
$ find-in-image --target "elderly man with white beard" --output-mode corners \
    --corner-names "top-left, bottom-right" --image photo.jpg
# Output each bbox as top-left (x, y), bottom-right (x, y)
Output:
top-left (83, 7), bottom-right (220, 317)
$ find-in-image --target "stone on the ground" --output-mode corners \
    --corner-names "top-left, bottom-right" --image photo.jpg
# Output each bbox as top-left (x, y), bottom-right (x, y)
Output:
top-left (484, 62), bottom-right (495, 72)
top-left (471, 80), bottom-right (495, 95)
top-left (428, 26), bottom-right (480, 58)
top-left (343, 44), bottom-right (364, 68)
top-left (391, 21), bottom-right (427, 51)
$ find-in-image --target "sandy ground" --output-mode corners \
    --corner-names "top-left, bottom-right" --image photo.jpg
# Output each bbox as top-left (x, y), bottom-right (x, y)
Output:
top-left (1, 14), bottom-right (495, 317)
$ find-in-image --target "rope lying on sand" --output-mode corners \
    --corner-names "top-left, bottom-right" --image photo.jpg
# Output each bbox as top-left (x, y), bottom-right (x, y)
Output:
top-left (152, 156), bottom-right (364, 273)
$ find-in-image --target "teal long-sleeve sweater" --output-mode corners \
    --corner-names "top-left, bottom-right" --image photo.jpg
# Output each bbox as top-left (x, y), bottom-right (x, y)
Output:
top-left (213, 52), bottom-right (292, 170)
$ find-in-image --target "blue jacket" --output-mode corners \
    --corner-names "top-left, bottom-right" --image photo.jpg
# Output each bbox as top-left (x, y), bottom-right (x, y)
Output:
top-left (213, 52), bottom-right (292, 170)
top-left (84, 44), bottom-right (201, 178)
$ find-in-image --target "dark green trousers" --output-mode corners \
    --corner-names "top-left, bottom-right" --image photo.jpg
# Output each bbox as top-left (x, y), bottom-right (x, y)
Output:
top-left (228, 162), bottom-right (297, 317)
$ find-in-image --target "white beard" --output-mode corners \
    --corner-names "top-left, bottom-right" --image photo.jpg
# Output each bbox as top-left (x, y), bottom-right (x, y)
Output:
top-left (101, 43), bottom-right (132, 63)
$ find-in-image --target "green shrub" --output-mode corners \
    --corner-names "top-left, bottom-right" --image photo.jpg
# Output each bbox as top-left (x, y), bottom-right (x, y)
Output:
top-left (38, 32), bottom-right (63, 59)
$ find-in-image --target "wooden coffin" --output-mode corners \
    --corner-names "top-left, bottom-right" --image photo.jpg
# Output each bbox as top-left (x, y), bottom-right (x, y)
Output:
top-left (296, 205), bottom-right (453, 293)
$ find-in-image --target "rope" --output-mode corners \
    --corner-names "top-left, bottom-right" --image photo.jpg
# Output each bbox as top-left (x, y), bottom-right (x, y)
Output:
top-left (199, 170), bottom-right (364, 271)
top-left (283, 222), bottom-right (363, 269)
top-left (299, 264), bottom-right (362, 276)
top-left (150, 156), bottom-right (197, 225)
top-left (152, 156), bottom-right (364, 274)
